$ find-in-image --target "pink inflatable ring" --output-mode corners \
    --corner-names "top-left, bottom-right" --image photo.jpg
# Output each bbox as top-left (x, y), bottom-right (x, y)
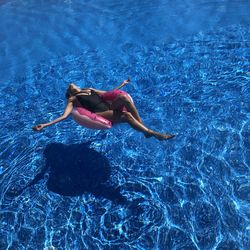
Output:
top-left (71, 90), bottom-right (133, 130)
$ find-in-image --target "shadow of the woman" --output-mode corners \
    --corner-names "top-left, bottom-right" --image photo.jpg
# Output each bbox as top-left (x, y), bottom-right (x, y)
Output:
top-left (25, 142), bottom-right (126, 204)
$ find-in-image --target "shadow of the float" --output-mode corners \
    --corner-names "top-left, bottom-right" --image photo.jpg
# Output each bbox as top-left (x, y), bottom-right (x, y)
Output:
top-left (25, 142), bottom-right (126, 204)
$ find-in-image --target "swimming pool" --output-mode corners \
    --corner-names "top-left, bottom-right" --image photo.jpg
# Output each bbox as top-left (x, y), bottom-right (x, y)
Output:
top-left (0, 0), bottom-right (249, 249)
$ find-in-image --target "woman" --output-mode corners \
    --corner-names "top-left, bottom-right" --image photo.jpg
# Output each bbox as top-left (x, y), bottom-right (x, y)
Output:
top-left (32, 79), bottom-right (175, 141)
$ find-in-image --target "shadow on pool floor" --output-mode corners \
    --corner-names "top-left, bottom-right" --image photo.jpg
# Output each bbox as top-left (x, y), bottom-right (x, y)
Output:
top-left (20, 142), bottom-right (127, 204)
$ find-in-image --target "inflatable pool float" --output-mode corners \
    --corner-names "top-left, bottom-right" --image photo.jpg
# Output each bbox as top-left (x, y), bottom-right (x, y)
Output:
top-left (71, 90), bottom-right (133, 130)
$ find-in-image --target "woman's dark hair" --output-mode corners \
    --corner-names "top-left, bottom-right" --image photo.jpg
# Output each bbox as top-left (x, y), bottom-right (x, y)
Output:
top-left (65, 83), bottom-right (83, 99)
top-left (65, 84), bottom-right (74, 99)
top-left (65, 88), bottom-right (71, 99)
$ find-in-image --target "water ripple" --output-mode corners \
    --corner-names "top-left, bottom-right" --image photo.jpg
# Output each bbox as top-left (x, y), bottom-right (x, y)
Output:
top-left (0, 23), bottom-right (250, 249)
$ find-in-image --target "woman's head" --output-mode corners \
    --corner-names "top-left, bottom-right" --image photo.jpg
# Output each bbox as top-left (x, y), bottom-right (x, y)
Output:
top-left (65, 83), bottom-right (81, 99)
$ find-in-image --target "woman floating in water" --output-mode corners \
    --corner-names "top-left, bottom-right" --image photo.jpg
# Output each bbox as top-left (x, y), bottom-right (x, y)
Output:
top-left (33, 78), bottom-right (175, 141)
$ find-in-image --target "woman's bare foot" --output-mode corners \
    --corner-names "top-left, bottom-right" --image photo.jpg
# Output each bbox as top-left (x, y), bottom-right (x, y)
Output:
top-left (153, 132), bottom-right (175, 141)
top-left (144, 130), bottom-right (175, 141)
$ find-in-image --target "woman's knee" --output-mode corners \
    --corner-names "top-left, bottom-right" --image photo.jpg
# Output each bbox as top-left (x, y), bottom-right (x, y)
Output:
top-left (117, 94), bottom-right (131, 104)
top-left (121, 111), bottom-right (133, 121)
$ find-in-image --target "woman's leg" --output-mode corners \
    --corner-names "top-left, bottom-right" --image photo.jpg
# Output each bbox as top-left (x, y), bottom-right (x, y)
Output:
top-left (96, 110), bottom-right (175, 141)
top-left (120, 112), bottom-right (174, 140)
top-left (110, 95), bottom-right (143, 123)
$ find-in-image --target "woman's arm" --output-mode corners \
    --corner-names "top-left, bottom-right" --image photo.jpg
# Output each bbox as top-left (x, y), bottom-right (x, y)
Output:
top-left (89, 77), bottom-right (131, 94)
top-left (112, 77), bottom-right (130, 91)
top-left (32, 100), bottom-right (73, 131)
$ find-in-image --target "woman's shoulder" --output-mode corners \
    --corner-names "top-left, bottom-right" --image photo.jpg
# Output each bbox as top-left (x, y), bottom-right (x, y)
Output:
top-left (67, 96), bottom-right (77, 103)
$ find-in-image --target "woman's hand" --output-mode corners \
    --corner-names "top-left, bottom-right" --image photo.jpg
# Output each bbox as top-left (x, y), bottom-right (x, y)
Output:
top-left (32, 124), bottom-right (45, 131)
top-left (123, 77), bottom-right (131, 84)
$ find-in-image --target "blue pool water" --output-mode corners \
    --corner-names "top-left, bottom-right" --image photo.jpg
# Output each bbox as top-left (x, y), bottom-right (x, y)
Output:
top-left (0, 0), bottom-right (250, 249)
